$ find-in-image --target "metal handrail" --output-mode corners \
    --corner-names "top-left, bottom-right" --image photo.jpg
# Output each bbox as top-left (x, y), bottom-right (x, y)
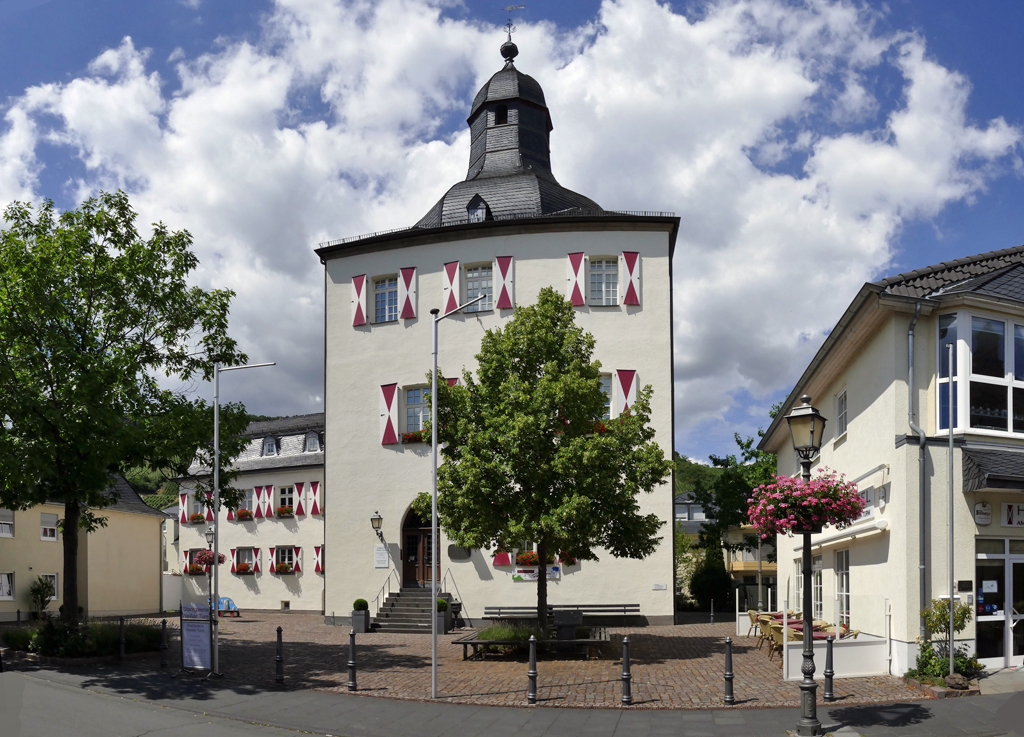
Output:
top-left (372, 568), bottom-right (401, 615)
top-left (440, 567), bottom-right (470, 623)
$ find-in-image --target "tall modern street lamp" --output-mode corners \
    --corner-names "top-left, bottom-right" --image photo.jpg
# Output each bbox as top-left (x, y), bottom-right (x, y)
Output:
top-left (429, 293), bottom-right (484, 699)
top-left (212, 361), bottom-right (275, 676)
top-left (785, 394), bottom-right (827, 737)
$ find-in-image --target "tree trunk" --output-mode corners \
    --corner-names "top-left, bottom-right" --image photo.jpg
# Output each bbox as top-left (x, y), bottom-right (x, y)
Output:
top-left (537, 541), bottom-right (548, 630)
top-left (62, 499), bottom-right (81, 626)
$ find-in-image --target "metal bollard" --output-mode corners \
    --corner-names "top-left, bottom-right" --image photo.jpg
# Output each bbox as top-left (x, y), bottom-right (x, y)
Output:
top-left (723, 637), bottom-right (735, 705)
top-left (118, 616), bottom-right (126, 661)
top-left (711, 599), bottom-right (714, 624)
top-left (347, 629), bottom-right (357, 691)
top-left (621, 636), bottom-right (633, 706)
top-left (160, 619), bottom-right (168, 668)
top-left (527, 636), bottom-right (537, 705)
top-left (275, 626), bottom-right (284, 685)
top-left (824, 635), bottom-right (835, 702)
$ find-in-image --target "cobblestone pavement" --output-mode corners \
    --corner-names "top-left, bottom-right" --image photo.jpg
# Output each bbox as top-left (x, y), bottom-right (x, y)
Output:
top-left (160, 612), bottom-right (930, 710)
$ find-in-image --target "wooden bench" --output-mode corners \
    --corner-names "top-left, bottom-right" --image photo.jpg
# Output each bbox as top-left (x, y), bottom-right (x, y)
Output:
top-left (453, 626), bottom-right (610, 660)
top-left (482, 604), bottom-right (640, 619)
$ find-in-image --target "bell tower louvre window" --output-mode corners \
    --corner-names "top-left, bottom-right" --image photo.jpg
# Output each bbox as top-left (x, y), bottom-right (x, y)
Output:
top-left (494, 104), bottom-right (508, 125)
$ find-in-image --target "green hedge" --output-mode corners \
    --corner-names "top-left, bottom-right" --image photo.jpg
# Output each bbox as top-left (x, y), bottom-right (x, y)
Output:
top-left (0, 619), bottom-right (162, 658)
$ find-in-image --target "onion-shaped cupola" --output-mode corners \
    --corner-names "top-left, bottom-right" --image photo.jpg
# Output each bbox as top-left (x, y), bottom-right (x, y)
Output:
top-left (417, 40), bottom-right (601, 228)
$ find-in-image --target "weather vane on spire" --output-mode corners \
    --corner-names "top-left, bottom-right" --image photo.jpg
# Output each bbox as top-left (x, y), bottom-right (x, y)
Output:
top-left (504, 5), bottom-right (525, 42)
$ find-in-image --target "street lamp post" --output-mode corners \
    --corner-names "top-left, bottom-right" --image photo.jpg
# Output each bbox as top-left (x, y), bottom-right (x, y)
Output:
top-left (205, 526), bottom-right (215, 624)
top-left (212, 361), bottom-right (275, 676)
top-left (785, 395), bottom-right (827, 737)
top-left (429, 293), bottom-right (484, 700)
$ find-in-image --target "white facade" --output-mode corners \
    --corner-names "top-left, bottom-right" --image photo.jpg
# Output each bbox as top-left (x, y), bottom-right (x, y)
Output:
top-left (178, 416), bottom-right (325, 613)
top-left (320, 221), bottom-right (677, 624)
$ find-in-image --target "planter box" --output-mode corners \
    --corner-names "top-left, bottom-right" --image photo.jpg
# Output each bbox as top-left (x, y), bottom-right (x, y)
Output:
top-left (436, 612), bottom-right (449, 635)
top-left (235, 570), bottom-right (255, 576)
top-left (352, 610), bottom-right (370, 633)
top-left (275, 570), bottom-right (295, 575)
top-left (903, 676), bottom-right (981, 699)
top-left (276, 513), bottom-right (294, 519)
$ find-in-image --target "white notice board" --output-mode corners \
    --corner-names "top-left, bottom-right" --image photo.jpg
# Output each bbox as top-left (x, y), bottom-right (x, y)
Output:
top-left (181, 620), bottom-right (211, 669)
top-left (374, 544), bottom-right (388, 568)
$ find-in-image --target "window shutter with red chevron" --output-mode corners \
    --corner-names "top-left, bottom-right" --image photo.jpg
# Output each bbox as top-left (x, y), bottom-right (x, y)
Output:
top-left (230, 549), bottom-right (237, 573)
top-left (616, 370), bottom-right (637, 415)
top-left (179, 494), bottom-right (187, 523)
top-left (253, 548), bottom-right (261, 573)
top-left (294, 482), bottom-right (305, 515)
top-left (253, 486), bottom-right (264, 519)
top-left (314, 546), bottom-right (323, 573)
top-left (310, 481), bottom-right (321, 515)
top-left (269, 547), bottom-right (276, 572)
top-left (567, 253), bottom-right (586, 306)
top-left (352, 274), bottom-right (368, 326)
top-left (494, 256), bottom-right (514, 309)
top-left (398, 267), bottom-right (418, 319)
top-left (621, 252), bottom-right (641, 305)
top-left (380, 383), bottom-right (399, 445)
top-left (205, 492), bottom-right (214, 521)
top-left (442, 261), bottom-right (461, 314)
top-left (294, 547), bottom-right (302, 573)
top-left (263, 486), bottom-right (274, 517)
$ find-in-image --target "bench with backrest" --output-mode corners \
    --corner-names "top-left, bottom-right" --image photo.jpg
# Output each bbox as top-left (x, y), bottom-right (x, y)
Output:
top-left (482, 603), bottom-right (641, 620)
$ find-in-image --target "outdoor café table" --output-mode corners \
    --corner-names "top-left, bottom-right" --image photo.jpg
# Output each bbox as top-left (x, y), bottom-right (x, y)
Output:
top-left (787, 622), bottom-right (828, 632)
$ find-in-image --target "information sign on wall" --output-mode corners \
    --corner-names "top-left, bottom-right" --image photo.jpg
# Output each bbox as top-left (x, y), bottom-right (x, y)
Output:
top-left (374, 544), bottom-right (388, 568)
top-left (512, 566), bottom-right (560, 581)
top-left (1001, 503), bottom-right (1024, 527)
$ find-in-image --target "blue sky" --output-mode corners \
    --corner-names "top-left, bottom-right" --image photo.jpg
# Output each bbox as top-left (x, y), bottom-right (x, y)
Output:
top-left (2, 0), bottom-right (1023, 462)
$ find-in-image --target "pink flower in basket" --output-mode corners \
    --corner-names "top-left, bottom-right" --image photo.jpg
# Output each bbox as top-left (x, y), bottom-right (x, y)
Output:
top-left (193, 550), bottom-right (226, 567)
top-left (747, 469), bottom-right (865, 539)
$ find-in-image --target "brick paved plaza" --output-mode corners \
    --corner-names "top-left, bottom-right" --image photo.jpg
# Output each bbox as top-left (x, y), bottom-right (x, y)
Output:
top-left (167, 613), bottom-right (930, 709)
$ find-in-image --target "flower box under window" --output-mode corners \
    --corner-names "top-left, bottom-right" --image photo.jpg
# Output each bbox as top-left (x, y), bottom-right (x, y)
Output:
top-left (235, 562), bottom-right (254, 575)
top-left (515, 551), bottom-right (556, 566)
top-left (276, 505), bottom-right (294, 519)
top-left (402, 429), bottom-right (427, 444)
top-left (274, 563), bottom-right (294, 575)
top-left (189, 513), bottom-right (206, 524)
top-left (187, 564), bottom-right (206, 576)
top-left (235, 508), bottom-right (254, 521)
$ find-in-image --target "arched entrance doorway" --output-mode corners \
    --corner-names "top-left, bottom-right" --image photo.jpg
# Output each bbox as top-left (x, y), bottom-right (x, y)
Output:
top-left (402, 509), bottom-right (438, 588)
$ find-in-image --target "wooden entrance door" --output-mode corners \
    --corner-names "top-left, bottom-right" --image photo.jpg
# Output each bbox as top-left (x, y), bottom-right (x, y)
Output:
top-left (402, 530), bottom-right (438, 587)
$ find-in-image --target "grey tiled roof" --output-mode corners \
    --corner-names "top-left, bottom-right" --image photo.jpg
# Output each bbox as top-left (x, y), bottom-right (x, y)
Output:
top-left (470, 62), bottom-right (547, 120)
top-left (101, 476), bottom-right (170, 518)
top-left (243, 413), bottom-right (323, 438)
top-left (873, 244), bottom-right (1024, 299)
top-left (963, 445), bottom-right (1024, 492)
top-left (187, 413), bottom-right (325, 477)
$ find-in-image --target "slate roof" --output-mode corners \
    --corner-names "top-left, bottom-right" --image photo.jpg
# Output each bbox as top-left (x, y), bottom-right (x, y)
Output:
top-left (242, 413), bottom-right (324, 439)
top-left (963, 445), bottom-right (1024, 492)
top-left (873, 244), bottom-right (1024, 299)
top-left (187, 413), bottom-right (325, 477)
top-left (469, 62), bottom-right (547, 121)
top-left (100, 476), bottom-right (169, 518)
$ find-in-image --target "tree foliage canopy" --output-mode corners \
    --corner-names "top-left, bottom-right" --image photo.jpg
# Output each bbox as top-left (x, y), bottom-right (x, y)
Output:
top-left (0, 191), bottom-right (249, 622)
top-left (414, 287), bottom-right (670, 623)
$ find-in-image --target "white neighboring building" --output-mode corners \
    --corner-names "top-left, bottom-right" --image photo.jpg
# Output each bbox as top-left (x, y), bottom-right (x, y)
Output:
top-left (317, 41), bottom-right (678, 629)
top-left (178, 414), bottom-right (325, 613)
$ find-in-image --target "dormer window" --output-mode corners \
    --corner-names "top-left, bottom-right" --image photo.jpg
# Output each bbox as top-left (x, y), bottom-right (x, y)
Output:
top-left (305, 432), bottom-right (320, 453)
top-left (467, 194), bottom-right (490, 223)
top-left (494, 104), bottom-right (508, 125)
top-left (262, 437), bottom-right (277, 456)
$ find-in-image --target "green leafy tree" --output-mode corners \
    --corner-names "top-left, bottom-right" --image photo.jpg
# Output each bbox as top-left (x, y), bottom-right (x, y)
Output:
top-left (0, 191), bottom-right (249, 625)
top-left (413, 287), bottom-right (670, 627)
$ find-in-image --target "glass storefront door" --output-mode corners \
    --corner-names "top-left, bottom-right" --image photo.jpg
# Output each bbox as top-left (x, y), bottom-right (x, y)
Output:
top-left (1012, 562), bottom-right (1024, 667)
top-left (976, 557), bottom-right (1005, 667)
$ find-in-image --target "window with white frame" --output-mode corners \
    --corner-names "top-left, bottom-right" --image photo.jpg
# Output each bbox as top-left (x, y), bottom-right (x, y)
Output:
top-left (812, 555), bottom-right (823, 620)
top-left (305, 432), bottom-right (320, 453)
top-left (406, 387), bottom-right (430, 431)
top-left (835, 389), bottom-right (848, 438)
top-left (279, 486), bottom-right (294, 509)
top-left (0, 508), bottom-right (13, 537)
top-left (40, 573), bottom-right (58, 600)
top-left (262, 437), bottom-right (277, 456)
top-left (836, 549), bottom-right (850, 629)
top-left (237, 548), bottom-right (254, 568)
top-left (374, 276), bottom-right (399, 323)
top-left (276, 546), bottom-right (294, 567)
top-left (690, 505), bottom-right (706, 521)
top-left (599, 375), bottom-right (612, 420)
top-left (192, 495), bottom-right (203, 517)
top-left (242, 489), bottom-right (254, 512)
top-left (0, 572), bottom-right (12, 600)
top-left (40, 513), bottom-right (58, 541)
top-left (589, 259), bottom-right (618, 306)
top-left (465, 264), bottom-right (493, 312)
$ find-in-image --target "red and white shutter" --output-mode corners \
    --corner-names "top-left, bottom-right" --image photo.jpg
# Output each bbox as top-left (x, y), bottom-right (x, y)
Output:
top-left (294, 482), bottom-right (305, 516)
top-left (442, 261), bottom-right (461, 314)
top-left (494, 256), bottom-right (514, 309)
top-left (294, 547), bottom-right (302, 573)
top-left (205, 492), bottom-right (214, 521)
top-left (230, 549), bottom-right (237, 574)
top-left (269, 547), bottom-right (276, 572)
top-left (226, 505), bottom-right (235, 521)
top-left (183, 549), bottom-right (190, 570)
top-left (253, 486), bottom-right (264, 518)
top-left (179, 494), bottom-right (187, 523)
top-left (492, 551), bottom-right (512, 566)
top-left (352, 274), bottom-right (368, 326)
top-left (314, 546), bottom-right (323, 573)
top-left (567, 253), bottom-right (586, 306)
top-left (398, 267), bottom-right (417, 319)
top-left (616, 370), bottom-right (637, 415)
top-left (447, 378), bottom-right (458, 387)
top-left (380, 383), bottom-right (399, 445)
top-left (252, 548), bottom-right (261, 573)
top-left (621, 252), bottom-right (641, 306)
top-left (263, 485), bottom-right (274, 517)
top-left (310, 481), bottom-right (321, 515)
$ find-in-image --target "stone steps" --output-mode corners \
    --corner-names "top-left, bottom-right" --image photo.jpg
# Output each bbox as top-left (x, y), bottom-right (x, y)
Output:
top-left (372, 588), bottom-right (447, 633)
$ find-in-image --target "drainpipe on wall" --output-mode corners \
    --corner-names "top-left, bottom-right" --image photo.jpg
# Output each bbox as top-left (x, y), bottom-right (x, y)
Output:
top-left (908, 301), bottom-right (928, 640)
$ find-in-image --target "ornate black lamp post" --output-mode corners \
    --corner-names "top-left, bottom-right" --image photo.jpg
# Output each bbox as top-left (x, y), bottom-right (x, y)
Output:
top-left (204, 526), bottom-right (216, 620)
top-left (785, 395), bottom-right (827, 737)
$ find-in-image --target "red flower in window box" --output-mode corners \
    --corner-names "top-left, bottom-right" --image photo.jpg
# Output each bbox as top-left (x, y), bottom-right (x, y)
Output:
top-left (235, 562), bottom-right (254, 575)
top-left (275, 562), bottom-right (294, 574)
top-left (515, 550), bottom-right (538, 566)
top-left (189, 513), bottom-right (205, 524)
top-left (276, 505), bottom-right (294, 518)
top-left (187, 563), bottom-right (205, 575)
top-left (402, 430), bottom-right (427, 444)
top-left (558, 551), bottom-right (578, 566)
top-left (235, 508), bottom-right (254, 521)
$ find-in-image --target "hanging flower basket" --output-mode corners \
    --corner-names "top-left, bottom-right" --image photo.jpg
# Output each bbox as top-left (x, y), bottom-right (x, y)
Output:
top-left (748, 470), bottom-right (865, 538)
top-left (402, 429), bottom-right (427, 444)
top-left (189, 513), bottom-right (206, 524)
top-left (276, 505), bottom-right (294, 518)
top-left (193, 550), bottom-right (226, 567)
top-left (235, 508), bottom-right (254, 521)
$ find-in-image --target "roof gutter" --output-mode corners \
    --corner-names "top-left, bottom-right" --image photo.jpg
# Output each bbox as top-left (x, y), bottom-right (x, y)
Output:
top-left (908, 301), bottom-right (928, 640)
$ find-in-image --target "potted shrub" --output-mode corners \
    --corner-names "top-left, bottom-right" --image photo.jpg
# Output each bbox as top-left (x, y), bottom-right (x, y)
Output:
top-left (189, 512), bottom-right (206, 524)
top-left (352, 598), bottom-right (370, 633)
top-left (29, 576), bottom-right (55, 619)
top-left (276, 505), bottom-right (294, 519)
top-left (436, 597), bottom-right (450, 634)
top-left (275, 562), bottom-right (294, 574)
top-left (235, 562), bottom-right (254, 575)
top-left (235, 508), bottom-right (254, 521)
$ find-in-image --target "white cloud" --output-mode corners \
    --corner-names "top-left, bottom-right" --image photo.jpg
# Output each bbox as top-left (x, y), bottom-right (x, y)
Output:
top-left (0, 0), bottom-right (1018, 454)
